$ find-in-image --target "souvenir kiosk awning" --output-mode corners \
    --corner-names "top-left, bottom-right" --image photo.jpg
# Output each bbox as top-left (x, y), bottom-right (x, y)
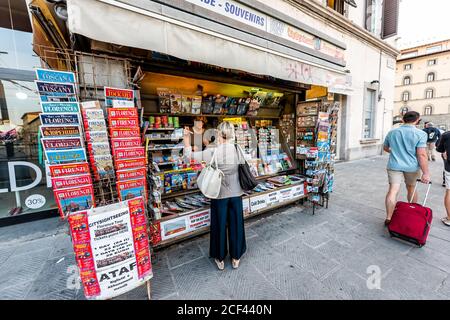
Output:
top-left (66, 0), bottom-right (352, 93)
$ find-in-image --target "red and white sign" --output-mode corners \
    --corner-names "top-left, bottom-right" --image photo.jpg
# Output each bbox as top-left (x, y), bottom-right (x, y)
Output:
top-left (68, 198), bottom-right (152, 300)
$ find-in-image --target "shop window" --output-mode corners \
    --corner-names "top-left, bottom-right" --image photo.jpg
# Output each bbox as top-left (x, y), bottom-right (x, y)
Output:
top-left (403, 76), bottom-right (411, 85)
top-left (427, 72), bottom-right (435, 82)
top-left (363, 88), bottom-right (376, 139)
top-left (424, 106), bottom-right (432, 116)
top-left (0, 26), bottom-right (50, 220)
top-left (425, 89), bottom-right (434, 99)
top-left (402, 91), bottom-right (410, 101)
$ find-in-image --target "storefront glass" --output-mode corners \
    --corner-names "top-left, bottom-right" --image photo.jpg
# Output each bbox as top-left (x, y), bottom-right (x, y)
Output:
top-left (0, 27), bottom-right (56, 219)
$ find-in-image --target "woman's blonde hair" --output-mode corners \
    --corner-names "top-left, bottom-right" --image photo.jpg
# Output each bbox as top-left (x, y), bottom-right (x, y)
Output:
top-left (217, 121), bottom-right (235, 141)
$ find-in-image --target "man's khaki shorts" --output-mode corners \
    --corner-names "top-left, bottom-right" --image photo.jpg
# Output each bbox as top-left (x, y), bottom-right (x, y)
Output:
top-left (387, 169), bottom-right (421, 186)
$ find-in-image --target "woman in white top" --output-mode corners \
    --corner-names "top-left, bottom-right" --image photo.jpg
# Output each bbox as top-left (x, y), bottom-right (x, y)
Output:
top-left (183, 121), bottom-right (246, 270)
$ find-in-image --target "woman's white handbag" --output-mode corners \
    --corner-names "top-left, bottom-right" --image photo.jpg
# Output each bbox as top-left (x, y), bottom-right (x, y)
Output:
top-left (197, 149), bottom-right (223, 199)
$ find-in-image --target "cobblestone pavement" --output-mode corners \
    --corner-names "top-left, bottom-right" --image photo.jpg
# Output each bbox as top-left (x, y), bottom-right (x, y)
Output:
top-left (1, 156), bottom-right (450, 300)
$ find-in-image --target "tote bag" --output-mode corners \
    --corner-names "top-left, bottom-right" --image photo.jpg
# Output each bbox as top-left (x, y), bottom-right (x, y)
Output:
top-left (235, 144), bottom-right (258, 191)
top-left (197, 149), bottom-right (224, 199)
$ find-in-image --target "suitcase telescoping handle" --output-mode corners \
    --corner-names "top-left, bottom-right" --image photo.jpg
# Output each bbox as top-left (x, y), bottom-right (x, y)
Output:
top-left (409, 179), bottom-right (432, 206)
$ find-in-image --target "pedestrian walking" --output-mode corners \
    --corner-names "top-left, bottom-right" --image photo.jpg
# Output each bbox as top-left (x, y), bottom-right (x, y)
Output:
top-left (383, 111), bottom-right (431, 226)
top-left (183, 121), bottom-right (246, 270)
top-left (423, 122), bottom-right (441, 161)
top-left (436, 131), bottom-right (450, 226)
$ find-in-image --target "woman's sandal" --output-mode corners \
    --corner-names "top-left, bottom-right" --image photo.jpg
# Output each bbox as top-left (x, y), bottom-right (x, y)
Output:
top-left (441, 217), bottom-right (450, 227)
top-left (215, 259), bottom-right (224, 270)
top-left (384, 219), bottom-right (391, 227)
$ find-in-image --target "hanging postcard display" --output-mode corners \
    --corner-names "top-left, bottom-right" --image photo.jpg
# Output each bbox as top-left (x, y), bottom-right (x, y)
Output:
top-left (36, 68), bottom-right (95, 219)
top-left (68, 198), bottom-right (152, 300)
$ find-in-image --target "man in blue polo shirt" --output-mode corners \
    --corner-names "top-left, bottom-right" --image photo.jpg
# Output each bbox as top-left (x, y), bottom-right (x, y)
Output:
top-left (383, 111), bottom-right (431, 226)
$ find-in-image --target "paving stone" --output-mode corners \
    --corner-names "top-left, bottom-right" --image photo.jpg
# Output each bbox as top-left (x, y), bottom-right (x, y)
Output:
top-left (0, 281), bottom-right (33, 300)
top-left (407, 246), bottom-right (450, 273)
top-left (248, 219), bottom-right (293, 246)
top-left (171, 257), bottom-right (232, 300)
top-left (390, 255), bottom-right (448, 291)
top-left (275, 240), bottom-right (339, 280)
top-left (217, 260), bottom-right (285, 300)
top-left (165, 241), bottom-right (204, 270)
top-left (0, 248), bottom-right (52, 290)
top-left (49, 234), bottom-right (74, 259)
top-left (423, 235), bottom-right (450, 256)
top-left (26, 254), bottom-right (77, 299)
top-left (150, 253), bottom-right (178, 300)
top-left (321, 267), bottom-right (395, 300)
top-left (0, 247), bottom-right (15, 268)
top-left (114, 283), bottom-right (149, 300)
top-left (437, 277), bottom-right (450, 298)
top-left (245, 236), bottom-right (292, 275)
top-left (295, 227), bottom-right (332, 249)
top-left (381, 269), bottom-right (446, 300)
top-left (268, 264), bottom-right (339, 300)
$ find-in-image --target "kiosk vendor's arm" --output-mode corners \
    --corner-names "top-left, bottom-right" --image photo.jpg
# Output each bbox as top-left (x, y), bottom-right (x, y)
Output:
top-left (183, 127), bottom-right (214, 163)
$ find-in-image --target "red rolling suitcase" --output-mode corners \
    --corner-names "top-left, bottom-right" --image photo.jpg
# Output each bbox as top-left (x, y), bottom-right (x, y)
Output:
top-left (388, 180), bottom-right (433, 247)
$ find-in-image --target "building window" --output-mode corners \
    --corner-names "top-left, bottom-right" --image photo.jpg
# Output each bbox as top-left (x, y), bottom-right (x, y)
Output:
top-left (424, 106), bottom-right (433, 115)
top-left (403, 76), bottom-right (411, 85)
top-left (363, 88), bottom-right (376, 139)
top-left (381, 0), bottom-right (399, 39)
top-left (327, 0), bottom-right (344, 14)
top-left (428, 59), bottom-right (437, 66)
top-left (402, 51), bottom-right (418, 59)
top-left (426, 89), bottom-right (434, 99)
top-left (427, 72), bottom-right (435, 82)
top-left (404, 64), bottom-right (412, 70)
top-left (402, 91), bottom-right (410, 101)
top-left (400, 106), bottom-right (409, 116)
top-left (365, 0), bottom-right (380, 35)
top-left (426, 45), bottom-right (442, 54)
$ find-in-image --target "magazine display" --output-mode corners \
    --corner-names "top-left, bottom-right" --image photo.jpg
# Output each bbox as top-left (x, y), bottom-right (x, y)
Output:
top-left (81, 101), bottom-right (115, 181)
top-left (36, 69), bottom-right (94, 218)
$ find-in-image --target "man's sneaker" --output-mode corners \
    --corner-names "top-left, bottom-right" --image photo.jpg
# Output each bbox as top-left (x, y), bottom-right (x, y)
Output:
top-left (442, 217), bottom-right (450, 227)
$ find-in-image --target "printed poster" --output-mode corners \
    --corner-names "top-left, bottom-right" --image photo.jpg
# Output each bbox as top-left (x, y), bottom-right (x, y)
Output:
top-left (35, 80), bottom-right (77, 102)
top-left (83, 199), bottom-right (152, 299)
top-left (160, 209), bottom-right (211, 241)
top-left (49, 162), bottom-right (90, 177)
top-left (54, 185), bottom-right (95, 218)
top-left (39, 113), bottom-right (81, 126)
top-left (35, 68), bottom-right (76, 83)
top-left (41, 137), bottom-right (83, 151)
top-left (104, 87), bottom-right (134, 106)
top-left (52, 174), bottom-right (92, 190)
top-left (40, 102), bottom-right (80, 113)
top-left (45, 148), bottom-right (87, 164)
top-left (40, 125), bottom-right (81, 138)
